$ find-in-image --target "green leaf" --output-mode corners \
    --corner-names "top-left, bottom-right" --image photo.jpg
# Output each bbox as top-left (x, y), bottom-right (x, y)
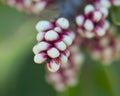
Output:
top-left (111, 6), bottom-right (120, 25)
top-left (0, 3), bottom-right (57, 96)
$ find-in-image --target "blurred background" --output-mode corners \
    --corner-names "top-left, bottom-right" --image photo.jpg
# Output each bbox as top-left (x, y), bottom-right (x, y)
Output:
top-left (0, 1), bottom-right (120, 96)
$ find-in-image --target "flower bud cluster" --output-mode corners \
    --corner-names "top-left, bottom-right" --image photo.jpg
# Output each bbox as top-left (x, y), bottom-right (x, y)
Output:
top-left (76, 4), bottom-right (110, 38)
top-left (5, 0), bottom-right (52, 14)
top-left (33, 17), bottom-right (75, 72)
top-left (46, 36), bottom-right (84, 91)
top-left (92, 0), bottom-right (120, 9)
top-left (2, 0), bottom-right (120, 92)
top-left (87, 27), bottom-right (120, 64)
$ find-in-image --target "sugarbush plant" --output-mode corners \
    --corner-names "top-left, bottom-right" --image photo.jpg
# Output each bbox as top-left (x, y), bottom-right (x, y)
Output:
top-left (0, 0), bottom-right (120, 96)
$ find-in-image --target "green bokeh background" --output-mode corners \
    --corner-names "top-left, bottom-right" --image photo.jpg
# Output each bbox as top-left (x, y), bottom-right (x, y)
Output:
top-left (0, 2), bottom-right (120, 96)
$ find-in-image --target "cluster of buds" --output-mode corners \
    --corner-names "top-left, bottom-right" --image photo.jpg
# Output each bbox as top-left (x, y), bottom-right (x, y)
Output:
top-left (92, 0), bottom-right (120, 9)
top-left (86, 27), bottom-right (120, 64)
top-left (33, 17), bottom-right (75, 72)
top-left (75, 4), bottom-right (109, 38)
top-left (46, 36), bottom-right (84, 91)
top-left (4, 0), bottom-right (52, 14)
top-left (2, 0), bottom-right (120, 92)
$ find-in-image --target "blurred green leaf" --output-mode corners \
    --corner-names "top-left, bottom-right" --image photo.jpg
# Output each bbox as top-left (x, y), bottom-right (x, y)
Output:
top-left (0, 3), bottom-right (56, 96)
top-left (67, 61), bottom-right (113, 96)
top-left (111, 6), bottom-right (120, 25)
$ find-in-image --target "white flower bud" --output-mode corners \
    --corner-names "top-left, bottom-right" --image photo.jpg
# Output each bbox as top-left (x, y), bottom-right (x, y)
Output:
top-left (36, 20), bottom-right (52, 32)
top-left (33, 41), bottom-right (50, 54)
top-left (36, 32), bottom-right (45, 42)
top-left (62, 35), bottom-right (73, 46)
top-left (95, 27), bottom-right (106, 36)
top-left (93, 11), bottom-right (102, 22)
top-left (56, 18), bottom-right (69, 29)
top-left (31, 2), bottom-right (46, 14)
top-left (48, 73), bottom-right (62, 83)
top-left (84, 19), bottom-right (94, 31)
top-left (55, 41), bottom-right (67, 51)
top-left (33, 45), bottom-right (40, 54)
top-left (45, 30), bottom-right (59, 41)
top-left (64, 49), bottom-right (70, 57)
top-left (54, 27), bottom-right (62, 33)
top-left (47, 48), bottom-right (60, 58)
top-left (34, 53), bottom-right (46, 64)
top-left (76, 15), bottom-right (85, 26)
top-left (72, 53), bottom-right (84, 65)
top-left (85, 4), bottom-right (94, 14)
top-left (113, 0), bottom-right (120, 6)
top-left (67, 77), bottom-right (78, 86)
top-left (99, 7), bottom-right (108, 18)
top-left (54, 83), bottom-right (65, 92)
top-left (47, 60), bottom-right (60, 72)
top-left (85, 31), bottom-right (95, 38)
top-left (67, 31), bottom-right (75, 40)
top-left (60, 54), bottom-right (68, 64)
top-left (7, 0), bottom-right (16, 6)
top-left (100, 0), bottom-right (111, 8)
top-left (103, 20), bottom-right (110, 30)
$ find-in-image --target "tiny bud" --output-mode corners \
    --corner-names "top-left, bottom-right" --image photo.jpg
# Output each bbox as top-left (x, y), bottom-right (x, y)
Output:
top-left (38, 41), bottom-right (50, 51)
top-left (33, 41), bottom-right (50, 54)
top-left (33, 45), bottom-right (40, 54)
top-left (67, 31), bottom-right (75, 40)
top-left (36, 20), bottom-right (52, 32)
top-left (60, 54), bottom-right (68, 64)
top-left (103, 20), bottom-right (110, 30)
top-left (64, 49), bottom-right (70, 57)
top-left (93, 11), bottom-right (102, 22)
top-left (77, 28), bottom-right (85, 37)
top-left (55, 41), bottom-right (67, 51)
top-left (99, 37), bottom-right (109, 47)
top-left (54, 27), bottom-right (62, 33)
top-left (31, 2), bottom-right (46, 14)
top-left (67, 77), bottom-right (78, 86)
top-left (85, 4), bottom-right (94, 14)
top-left (34, 53), bottom-right (46, 64)
top-left (72, 53), bottom-right (84, 65)
top-left (100, 0), bottom-right (111, 8)
top-left (64, 69), bottom-right (74, 77)
top-left (62, 35), bottom-right (73, 46)
top-left (47, 48), bottom-right (60, 58)
top-left (47, 59), bottom-right (60, 72)
top-left (85, 31), bottom-right (95, 38)
top-left (112, 0), bottom-right (120, 6)
top-left (56, 18), bottom-right (69, 29)
top-left (99, 7), bottom-right (108, 18)
top-left (95, 27), bottom-right (106, 36)
top-left (84, 19), bottom-right (94, 31)
top-left (47, 73), bottom-right (62, 83)
top-left (36, 32), bottom-right (45, 42)
top-left (45, 30), bottom-right (59, 41)
top-left (54, 83), bottom-right (65, 92)
top-left (76, 15), bottom-right (85, 26)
